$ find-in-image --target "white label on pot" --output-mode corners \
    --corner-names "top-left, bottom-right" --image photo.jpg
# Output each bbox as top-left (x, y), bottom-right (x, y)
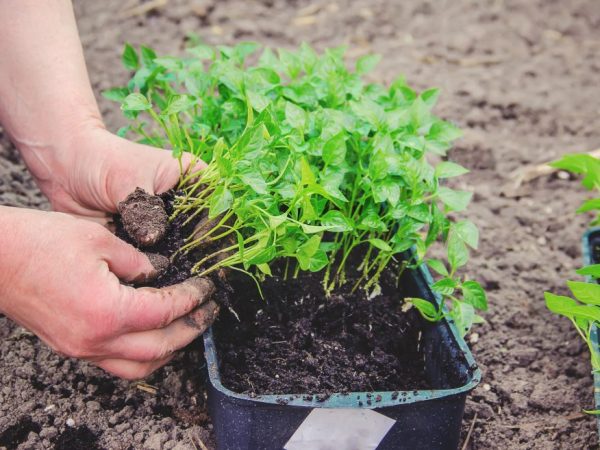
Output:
top-left (284, 408), bottom-right (395, 450)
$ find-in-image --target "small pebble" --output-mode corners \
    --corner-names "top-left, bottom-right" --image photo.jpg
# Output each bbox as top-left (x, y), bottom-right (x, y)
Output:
top-left (66, 418), bottom-right (75, 427)
top-left (557, 171), bottom-right (569, 180)
top-left (537, 236), bottom-right (547, 246)
top-left (44, 404), bottom-right (55, 412)
top-left (468, 333), bottom-right (479, 344)
top-left (483, 383), bottom-right (491, 391)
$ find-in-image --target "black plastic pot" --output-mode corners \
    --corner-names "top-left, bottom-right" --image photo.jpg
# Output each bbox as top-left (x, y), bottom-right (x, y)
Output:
top-left (203, 263), bottom-right (481, 450)
top-left (582, 227), bottom-right (600, 435)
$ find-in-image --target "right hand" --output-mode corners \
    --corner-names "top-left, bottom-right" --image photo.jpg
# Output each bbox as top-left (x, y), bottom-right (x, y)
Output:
top-left (0, 206), bottom-right (219, 379)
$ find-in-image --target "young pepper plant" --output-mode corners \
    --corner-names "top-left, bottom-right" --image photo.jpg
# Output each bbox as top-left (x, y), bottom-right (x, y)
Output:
top-left (105, 41), bottom-right (487, 335)
top-left (545, 154), bottom-right (600, 377)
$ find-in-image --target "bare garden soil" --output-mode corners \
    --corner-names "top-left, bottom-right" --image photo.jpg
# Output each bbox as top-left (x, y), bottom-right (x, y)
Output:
top-left (1, 0), bottom-right (600, 449)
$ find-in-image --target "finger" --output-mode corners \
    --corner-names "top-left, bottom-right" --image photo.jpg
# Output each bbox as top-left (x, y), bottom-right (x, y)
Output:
top-left (102, 300), bottom-right (219, 362)
top-left (118, 277), bottom-right (215, 332)
top-left (95, 355), bottom-right (174, 380)
top-left (102, 231), bottom-right (158, 283)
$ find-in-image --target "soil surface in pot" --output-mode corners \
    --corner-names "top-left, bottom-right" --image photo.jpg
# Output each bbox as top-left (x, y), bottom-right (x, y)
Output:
top-left (213, 267), bottom-right (437, 396)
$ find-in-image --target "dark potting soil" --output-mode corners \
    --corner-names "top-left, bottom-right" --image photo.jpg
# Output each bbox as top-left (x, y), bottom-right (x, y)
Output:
top-left (0, 417), bottom-right (41, 449)
top-left (53, 425), bottom-right (101, 450)
top-left (114, 190), bottom-right (434, 396)
top-left (590, 232), bottom-right (600, 265)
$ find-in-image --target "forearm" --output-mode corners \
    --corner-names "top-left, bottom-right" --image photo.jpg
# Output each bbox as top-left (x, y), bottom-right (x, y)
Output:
top-left (0, 0), bottom-right (103, 190)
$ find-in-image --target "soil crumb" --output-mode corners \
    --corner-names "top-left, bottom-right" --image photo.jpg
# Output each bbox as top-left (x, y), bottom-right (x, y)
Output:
top-left (118, 187), bottom-right (169, 247)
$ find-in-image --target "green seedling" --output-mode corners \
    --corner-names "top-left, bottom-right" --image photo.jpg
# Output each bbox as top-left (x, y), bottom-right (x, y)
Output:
top-left (105, 41), bottom-right (487, 335)
top-left (545, 153), bottom-right (600, 407)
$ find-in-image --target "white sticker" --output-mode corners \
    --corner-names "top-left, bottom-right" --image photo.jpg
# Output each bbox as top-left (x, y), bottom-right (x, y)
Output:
top-left (284, 408), bottom-right (395, 450)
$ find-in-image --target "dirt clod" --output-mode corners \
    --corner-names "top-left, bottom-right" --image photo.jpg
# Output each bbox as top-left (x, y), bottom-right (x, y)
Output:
top-left (146, 252), bottom-right (170, 276)
top-left (118, 188), bottom-right (168, 247)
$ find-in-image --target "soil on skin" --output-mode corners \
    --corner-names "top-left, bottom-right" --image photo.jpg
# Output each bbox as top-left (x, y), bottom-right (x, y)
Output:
top-left (1, 0), bottom-right (600, 449)
top-left (214, 266), bottom-right (436, 396)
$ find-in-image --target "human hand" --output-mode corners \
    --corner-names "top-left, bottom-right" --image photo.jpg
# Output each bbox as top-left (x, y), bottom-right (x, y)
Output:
top-left (0, 206), bottom-right (218, 379)
top-left (21, 125), bottom-right (203, 222)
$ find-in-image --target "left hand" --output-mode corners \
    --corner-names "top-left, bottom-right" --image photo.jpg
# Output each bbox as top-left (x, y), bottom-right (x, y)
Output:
top-left (25, 125), bottom-right (202, 221)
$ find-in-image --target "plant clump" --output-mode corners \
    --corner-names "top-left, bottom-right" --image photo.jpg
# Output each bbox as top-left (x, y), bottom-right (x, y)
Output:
top-left (104, 41), bottom-right (487, 334)
top-left (545, 154), bottom-right (600, 374)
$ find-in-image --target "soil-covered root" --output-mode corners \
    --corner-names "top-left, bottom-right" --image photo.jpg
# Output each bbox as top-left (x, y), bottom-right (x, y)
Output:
top-left (118, 188), bottom-right (168, 247)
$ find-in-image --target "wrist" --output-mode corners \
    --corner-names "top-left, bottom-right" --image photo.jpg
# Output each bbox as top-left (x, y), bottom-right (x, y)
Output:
top-left (14, 112), bottom-right (106, 209)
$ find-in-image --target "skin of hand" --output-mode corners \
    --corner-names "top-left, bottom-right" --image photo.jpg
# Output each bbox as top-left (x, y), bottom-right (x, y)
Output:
top-left (0, 0), bottom-right (214, 379)
top-left (0, 207), bottom-right (219, 379)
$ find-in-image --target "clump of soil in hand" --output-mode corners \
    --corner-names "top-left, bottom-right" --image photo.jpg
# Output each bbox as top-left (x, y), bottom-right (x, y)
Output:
top-left (214, 265), bottom-right (434, 396)
top-left (118, 187), bottom-right (169, 247)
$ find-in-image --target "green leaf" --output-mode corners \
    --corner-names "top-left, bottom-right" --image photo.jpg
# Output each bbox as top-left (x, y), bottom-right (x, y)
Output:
top-left (247, 91), bottom-right (270, 112)
top-left (577, 265), bottom-right (600, 279)
top-left (121, 93), bottom-right (152, 111)
top-left (285, 101), bottom-right (306, 129)
top-left (297, 235), bottom-right (321, 270)
top-left (461, 281), bottom-right (488, 311)
top-left (450, 301), bottom-right (475, 336)
top-left (544, 292), bottom-right (579, 317)
top-left (140, 46), bottom-right (157, 66)
top-left (116, 126), bottom-right (129, 138)
top-left (355, 54), bottom-right (381, 75)
top-left (420, 88), bottom-right (439, 108)
top-left (239, 172), bottom-right (268, 194)
top-left (161, 95), bottom-right (196, 116)
top-left (208, 186), bottom-right (233, 218)
top-left (122, 43), bottom-right (139, 70)
top-left (567, 281), bottom-right (600, 306)
top-left (187, 44), bottom-right (217, 60)
top-left (427, 259), bottom-right (449, 276)
top-left (438, 187), bottom-right (473, 212)
top-left (309, 249), bottom-right (329, 272)
top-left (432, 278), bottom-right (457, 295)
top-left (453, 220), bottom-right (479, 249)
top-left (320, 210), bottom-right (353, 232)
top-left (268, 214), bottom-right (287, 229)
top-left (368, 238), bottom-right (392, 252)
top-left (257, 263), bottom-right (272, 275)
top-left (428, 120), bottom-right (462, 143)
top-left (435, 161), bottom-right (469, 179)
top-left (102, 87), bottom-right (130, 102)
top-left (577, 199), bottom-right (600, 214)
top-left (322, 133), bottom-right (346, 166)
top-left (447, 230), bottom-right (469, 271)
top-left (408, 298), bottom-right (441, 321)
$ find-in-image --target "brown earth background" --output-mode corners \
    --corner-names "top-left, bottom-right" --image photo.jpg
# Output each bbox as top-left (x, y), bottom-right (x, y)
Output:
top-left (1, 0), bottom-right (600, 448)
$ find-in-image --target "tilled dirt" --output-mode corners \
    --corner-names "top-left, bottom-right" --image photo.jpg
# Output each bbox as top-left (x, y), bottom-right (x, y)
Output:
top-left (1, 0), bottom-right (600, 448)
